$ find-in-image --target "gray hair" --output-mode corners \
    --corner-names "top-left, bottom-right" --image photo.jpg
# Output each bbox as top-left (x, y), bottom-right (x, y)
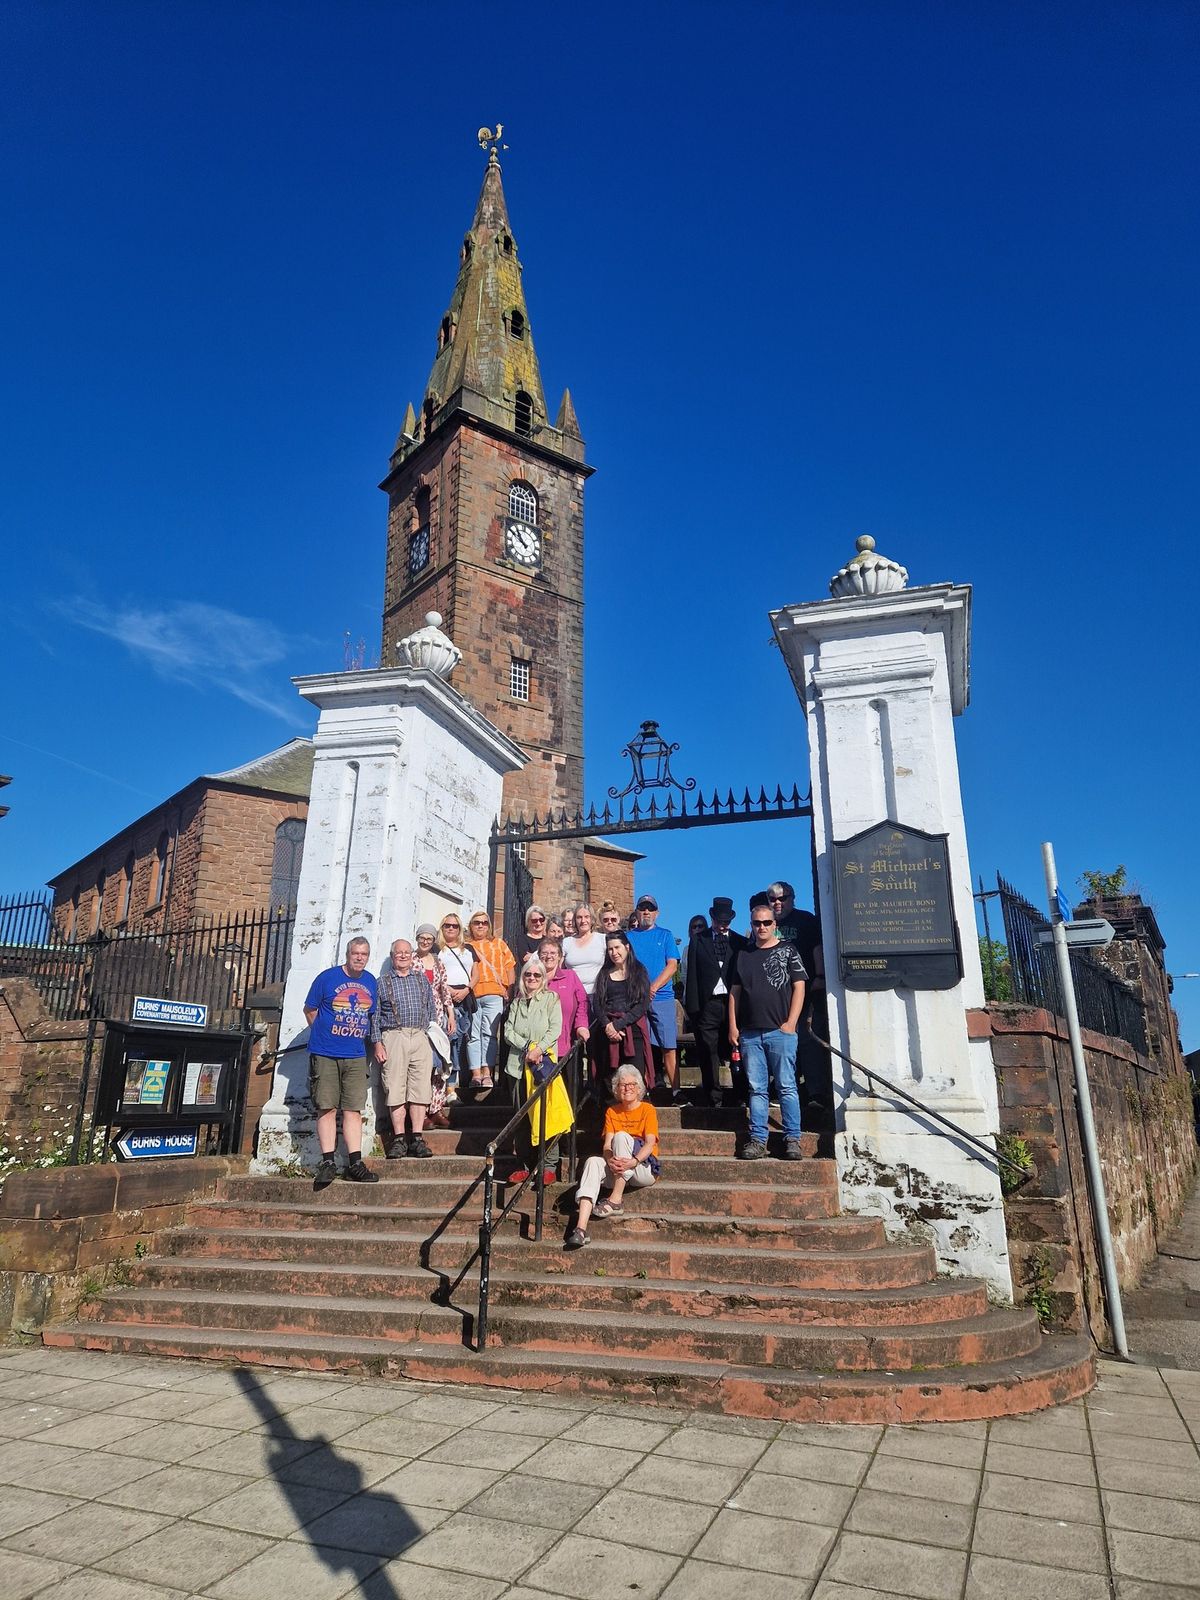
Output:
top-left (613, 1064), bottom-right (647, 1102)
top-left (525, 904), bottom-right (547, 930)
top-left (573, 903), bottom-right (595, 925)
top-left (767, 882), bottom-right (795, 901)
top-left (345, 936), bottom-right (370, 955)
top-left (521, 957), bottom-right (547, 980)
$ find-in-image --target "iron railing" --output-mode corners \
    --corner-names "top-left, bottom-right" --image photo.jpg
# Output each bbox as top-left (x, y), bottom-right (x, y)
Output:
top-left (0, 903), bottom-right (296, 1028)
top-left (806, 1026), bottom-right (1032, 1182)
top-left (0, 890), bottom-right (54, 949)
top-left (978, 875), bottom-right (1146, 1055)
top-left (421, 1040), bottom-right (585, 1350)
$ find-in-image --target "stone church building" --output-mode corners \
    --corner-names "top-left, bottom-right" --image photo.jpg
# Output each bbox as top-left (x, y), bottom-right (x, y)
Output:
top-left (47, 153), bottom-right (631, 925)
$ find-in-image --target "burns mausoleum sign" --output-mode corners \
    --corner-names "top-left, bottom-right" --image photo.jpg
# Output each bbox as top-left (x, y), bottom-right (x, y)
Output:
top-left (832, 820), bottom-right (962, 991)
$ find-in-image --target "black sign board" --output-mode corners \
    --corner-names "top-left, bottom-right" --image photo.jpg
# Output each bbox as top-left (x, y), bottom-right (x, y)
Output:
top-left (832, 820), bottom-right (962, 991)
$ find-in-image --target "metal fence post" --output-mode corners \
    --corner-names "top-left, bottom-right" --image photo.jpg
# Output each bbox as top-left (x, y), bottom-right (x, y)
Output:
top-left (478, 1156), bottom-right (494, 1350)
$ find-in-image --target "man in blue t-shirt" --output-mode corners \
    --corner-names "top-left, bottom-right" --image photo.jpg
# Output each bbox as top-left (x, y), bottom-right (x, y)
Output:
top-left (627, 895), bottom-right (682, 1100)
top-left (303, 936), bottom-right (380, 1188)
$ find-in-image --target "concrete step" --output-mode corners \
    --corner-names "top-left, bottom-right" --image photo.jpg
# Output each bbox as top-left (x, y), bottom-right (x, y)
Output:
top-left (219, 1174), bottom-right (839, 1221)
top-left (185, 1199), bottom-right (887, 1250)
top-left (163, 1226), bottom-right (937, 1289)
top-left (44, 1319), bottom-right (1096, 1424)
top-left (445, 1101), bottom-right (808, 1136)
top-left (79, 1285), bottom-right (1043, 1371)
top-left (139, 1253), bottom-right (991, 1325)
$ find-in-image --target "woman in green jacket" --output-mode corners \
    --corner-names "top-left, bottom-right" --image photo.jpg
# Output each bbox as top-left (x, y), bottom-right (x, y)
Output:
top-left (504, 958), bottom-right (565, 1184)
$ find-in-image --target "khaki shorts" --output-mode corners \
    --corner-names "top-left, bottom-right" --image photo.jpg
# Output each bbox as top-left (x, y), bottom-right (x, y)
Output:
top-left (380, 1027), bottom-right (434, 1107)
top-left (309, 1053), bottom-right (368, 1113)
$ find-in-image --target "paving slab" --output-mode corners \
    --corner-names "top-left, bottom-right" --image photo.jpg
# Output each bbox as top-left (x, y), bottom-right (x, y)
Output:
top-left (972, 1506), bottom-right (1110, 1574)
top-left (844, 1485), bottom-right (976, 1549)
top-left (3, 1497), bottom-right (169, 1562)
top-left (823, 1531), bottom-right (968, 1600)
top-left (96, 1520), bottom-right (272, 1589)
top-left (727, 1467), bottom-right (856, 1527)
top-left (965, 1553), bottom-right (1113, 1598)
top-left (653, 1423), bottom-right (771, 1468)
top-left (1108, 1526), bottom-right (1200, 1589)
top-left (399, 1510), bottom-right (561, 1581)
top-left (519, 1531), bottom-right (683, 1600)
top-left (574, 1485), bottom-right (714, 1555)
top-left (692, 1506), bottom-right (838, 1578)
top-left (462, 1471), bottom-right (605, 1531)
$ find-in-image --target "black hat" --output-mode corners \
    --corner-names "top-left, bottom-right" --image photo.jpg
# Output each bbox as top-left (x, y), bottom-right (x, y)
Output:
top-left (749, 891), bottom-right (771, 910)
top-left (635, 894), bottom-right (658, 911)
top-left (709, 897), bottom-right (735, 921)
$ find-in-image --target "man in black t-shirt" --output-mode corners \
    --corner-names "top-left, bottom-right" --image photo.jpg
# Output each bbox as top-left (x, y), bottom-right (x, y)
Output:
top-left (728, 906), bottom-right (807, 1161)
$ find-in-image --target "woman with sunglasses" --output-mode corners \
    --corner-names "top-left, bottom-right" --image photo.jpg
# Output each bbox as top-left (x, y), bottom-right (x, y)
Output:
top-left (520, 904), bottom-right (549, 958)
top-left (437, 913), bottom-right (476, 1092)
top-left (464, 910), bottom-right (516, 1093)
top-left (590, 930), bottom-right (655, 1095)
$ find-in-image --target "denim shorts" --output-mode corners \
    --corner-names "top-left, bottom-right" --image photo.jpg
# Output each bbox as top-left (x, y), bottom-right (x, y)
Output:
top-left (646, 991), bottom-right (678, 1050)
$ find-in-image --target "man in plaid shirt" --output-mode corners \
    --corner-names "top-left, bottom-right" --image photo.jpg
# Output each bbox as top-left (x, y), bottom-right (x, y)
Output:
top-left (371, 939), bottom-right (438, 1158)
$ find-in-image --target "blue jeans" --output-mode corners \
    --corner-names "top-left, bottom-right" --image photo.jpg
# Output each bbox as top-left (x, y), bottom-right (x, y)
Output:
top-left (741, 1027), bottom-right (801, 1143)
top-left (468, 994), bottom-right (505, 1074)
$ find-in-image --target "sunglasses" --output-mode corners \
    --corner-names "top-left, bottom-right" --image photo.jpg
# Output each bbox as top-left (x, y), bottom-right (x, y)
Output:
top-left (442, 921), bottom-right (460, 928)
top-left (751, 918), bottom-right (775, 928)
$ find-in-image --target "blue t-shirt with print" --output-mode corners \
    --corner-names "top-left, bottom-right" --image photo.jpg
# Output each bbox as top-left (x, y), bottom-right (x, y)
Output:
top-left (305, 965), bottom-right (378, 1057)
top-left (627, 925), bottom-right (678, 993)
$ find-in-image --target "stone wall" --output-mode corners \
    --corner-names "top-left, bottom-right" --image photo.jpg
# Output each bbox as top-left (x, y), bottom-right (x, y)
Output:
top-left (0, 979), bottom-right (101, 1169)
top-left (0, 1156), bottom-right (243, 1335)
top-left (581, 842), bottom-right (639, 919)
top-left (975, 1004), bottom-right (1197, 1345)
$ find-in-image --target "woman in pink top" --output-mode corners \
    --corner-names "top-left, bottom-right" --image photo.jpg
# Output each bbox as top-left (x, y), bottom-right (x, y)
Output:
top-left (539, 939), bottom-right (590, 1063)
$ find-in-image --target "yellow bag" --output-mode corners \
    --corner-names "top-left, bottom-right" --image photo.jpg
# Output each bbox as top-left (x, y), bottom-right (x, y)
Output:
top-left (523, 1063), bottom-right (575, 1143)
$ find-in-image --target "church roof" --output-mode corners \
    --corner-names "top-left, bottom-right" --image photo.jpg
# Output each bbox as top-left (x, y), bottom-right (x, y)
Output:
top-left (205, 738), bottom-right (314, 798)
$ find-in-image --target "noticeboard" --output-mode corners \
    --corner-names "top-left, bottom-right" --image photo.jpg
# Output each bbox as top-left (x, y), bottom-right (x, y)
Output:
top-left (832, 820), bottom-right (963, 991)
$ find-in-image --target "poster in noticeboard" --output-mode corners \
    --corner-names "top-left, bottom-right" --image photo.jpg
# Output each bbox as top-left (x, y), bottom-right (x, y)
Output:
top-left (182, 1062), bottom-right (224, 1108)
top-left (122, 1058), bottom-right (170, 1107)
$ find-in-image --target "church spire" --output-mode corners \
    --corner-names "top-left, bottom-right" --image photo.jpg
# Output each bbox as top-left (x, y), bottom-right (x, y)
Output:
top-left (420, 150), bottom-right (548, 437)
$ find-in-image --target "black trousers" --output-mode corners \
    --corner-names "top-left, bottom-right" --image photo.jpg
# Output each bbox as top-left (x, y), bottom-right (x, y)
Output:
top-left (690, 994), bottom-right (746, 1100)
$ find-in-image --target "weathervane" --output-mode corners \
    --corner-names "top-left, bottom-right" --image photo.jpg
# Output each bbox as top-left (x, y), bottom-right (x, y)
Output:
top-left (477, 124), bottom-right (509, 157)
top-left (609, 721), bottom-right (697, 801)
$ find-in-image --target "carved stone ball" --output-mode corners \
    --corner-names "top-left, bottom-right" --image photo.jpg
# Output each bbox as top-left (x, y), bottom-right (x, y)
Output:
top-left (396, 611), bottom-right (462, 679)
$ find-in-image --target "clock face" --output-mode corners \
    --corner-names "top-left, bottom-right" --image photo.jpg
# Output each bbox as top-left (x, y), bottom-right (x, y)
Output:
top-left (409, 527), bottom-right (430, 577)
top-left (504, 517), bottom-right (541, 569)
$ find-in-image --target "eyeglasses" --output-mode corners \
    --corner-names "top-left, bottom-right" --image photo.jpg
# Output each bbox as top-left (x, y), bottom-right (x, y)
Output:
top-left (442, 921), bottom-right (460, 929)
top-left (528, 915), bottom-right (546, 924)
top-left (751, 918), bottom-right (775, 928)
top-left (470, 919), bottom-right (488, 927)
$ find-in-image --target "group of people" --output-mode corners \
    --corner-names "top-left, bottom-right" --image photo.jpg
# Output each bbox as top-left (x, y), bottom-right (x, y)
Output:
top-left (300, 877), bottom-right (823, 1218)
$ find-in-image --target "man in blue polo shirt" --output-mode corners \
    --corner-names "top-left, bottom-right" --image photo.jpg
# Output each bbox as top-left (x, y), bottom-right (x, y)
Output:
top-left (627, 895), bottom-right (682, 1101)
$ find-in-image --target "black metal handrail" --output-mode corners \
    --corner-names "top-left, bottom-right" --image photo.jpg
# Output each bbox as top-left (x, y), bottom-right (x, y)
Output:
top-left (806, 1026), bottom-right (1032, 1182)
top-left (421, 1040), bottom-right (585, 1350)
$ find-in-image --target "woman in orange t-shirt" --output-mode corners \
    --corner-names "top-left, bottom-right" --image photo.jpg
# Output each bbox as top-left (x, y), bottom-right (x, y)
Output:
top-left (566, 1065), bottom-right (659, 1249)
top-left (465, 910), bottom-right (516, 1092)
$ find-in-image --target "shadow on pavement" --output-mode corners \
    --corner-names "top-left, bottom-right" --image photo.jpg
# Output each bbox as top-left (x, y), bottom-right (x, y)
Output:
top-left (235, 1368), bottom-right (423, 1596)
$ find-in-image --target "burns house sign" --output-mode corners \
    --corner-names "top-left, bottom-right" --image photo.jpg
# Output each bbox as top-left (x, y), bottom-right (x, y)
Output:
top-left (832, 821), bottom-right (962, 991)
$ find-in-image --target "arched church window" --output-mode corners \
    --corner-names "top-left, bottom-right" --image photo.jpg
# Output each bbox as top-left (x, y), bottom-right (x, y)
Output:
top-left (438, 314), bottom-right (453, 352)
top-left (150, 833), bottom-right (169, 907)
top-left (509, 309), bottom-right (525, 341)
top-left (118, 853), bottom-right (134, 923)
top-left (499, 233), bottom-right (514, 256)
top-left (514, 391), bottom-right (534, 437)
top-left (461, 236), bottom-right (473, 265)
top-left (270, 820), bottom-right (306, 912)
top-left (93, 870), bottom-right (107, 935)
top-left (508, 482), bottom-right (537, 524)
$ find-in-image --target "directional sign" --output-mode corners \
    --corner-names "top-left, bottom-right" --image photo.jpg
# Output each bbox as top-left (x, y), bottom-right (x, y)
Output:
top-left (115, 1127), bottom-right (200, 1161)
top-left (132, 996), bottom-right (208, 1028)
top-left (1054, 885), bottom-right (1073, 924)
top-left (1037, 918), bottom-right (1116, 951)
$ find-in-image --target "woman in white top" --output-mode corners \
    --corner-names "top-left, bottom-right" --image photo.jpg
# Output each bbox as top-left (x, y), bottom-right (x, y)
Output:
top-left (438, 912), bottom-right (477, 1090)
top-left (562, 903), bottom-right (606, 997)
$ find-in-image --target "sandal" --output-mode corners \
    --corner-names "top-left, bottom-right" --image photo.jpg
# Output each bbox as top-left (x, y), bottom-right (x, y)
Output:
top-left (592, 1200), bottom-right (624, 1219)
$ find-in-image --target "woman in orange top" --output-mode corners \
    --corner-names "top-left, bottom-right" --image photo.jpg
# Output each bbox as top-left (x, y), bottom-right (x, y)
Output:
top-left (566, 1065), bottom-right (659, 1249)
top-left (465, 909), bottom-right (515, 1092)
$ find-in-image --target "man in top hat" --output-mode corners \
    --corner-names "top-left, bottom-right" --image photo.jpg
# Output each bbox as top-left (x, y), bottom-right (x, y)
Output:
top-left (684, 896), bottom-right (748, 1106)
top-left (627, 894), bottom-right (682, 1100)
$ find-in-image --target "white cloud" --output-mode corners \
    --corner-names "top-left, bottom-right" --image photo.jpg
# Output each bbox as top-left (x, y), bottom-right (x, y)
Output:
top-left (69, 599), bottom-right (304, 722)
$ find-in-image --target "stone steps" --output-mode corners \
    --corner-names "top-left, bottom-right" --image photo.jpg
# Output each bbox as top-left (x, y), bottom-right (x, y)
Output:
top-left (45, 1098), bottom-right (1095, 1421)
top-left (222, 1174), bottom-right (839, 1220)
top-left (74, 1281), bottom-right (1044, 1370)
top-left (162, 1225), bottom-right (939, 1289)
top-left (43, 1318), bottom-right (1097, 1425)
top-left (137, 1253), bottom-right (991, 1324)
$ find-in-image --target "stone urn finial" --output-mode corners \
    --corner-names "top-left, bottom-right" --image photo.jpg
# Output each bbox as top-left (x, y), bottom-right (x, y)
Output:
top-left (830, 535), bottom-right (909, 599)
top-left (396, 611), bottom-right (462, 679)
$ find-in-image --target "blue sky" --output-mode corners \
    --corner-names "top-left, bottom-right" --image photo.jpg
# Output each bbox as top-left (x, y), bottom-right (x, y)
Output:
top-left (2, 2), bottom-right (1198, 1043)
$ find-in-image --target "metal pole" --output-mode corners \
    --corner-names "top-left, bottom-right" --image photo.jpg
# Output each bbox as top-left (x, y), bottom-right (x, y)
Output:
top-left (478, 1156), bottom-right (494, 1350)
top-left (1042, 841), bottom-right (1129, 1358)
top-left (534, 1080), bottom-right (547, 1242)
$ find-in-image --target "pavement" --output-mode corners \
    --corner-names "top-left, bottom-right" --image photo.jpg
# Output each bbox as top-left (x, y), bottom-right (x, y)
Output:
top-left (1125, 1164), bottom-right (1200, 1371)
top-left (0, 1344), bottom-right (1198, 1599)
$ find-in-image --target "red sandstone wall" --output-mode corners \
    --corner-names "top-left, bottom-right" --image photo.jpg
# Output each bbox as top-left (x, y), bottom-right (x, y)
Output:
top-left (977, 1003), bottom-right (1197, 1345)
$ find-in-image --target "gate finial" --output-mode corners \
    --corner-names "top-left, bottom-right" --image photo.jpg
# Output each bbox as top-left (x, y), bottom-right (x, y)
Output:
top-left (396, 612), bottom-right (462, 679)
top-left (830, 535), bottom-right (908, 598)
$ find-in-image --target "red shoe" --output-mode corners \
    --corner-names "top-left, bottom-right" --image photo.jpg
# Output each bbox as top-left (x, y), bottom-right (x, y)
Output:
top-left (507, 1168), bottom-right (531, 1184)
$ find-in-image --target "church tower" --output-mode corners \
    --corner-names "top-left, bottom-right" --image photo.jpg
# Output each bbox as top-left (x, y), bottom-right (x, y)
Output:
top-left (380, 149), bottom-right (591, 915)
